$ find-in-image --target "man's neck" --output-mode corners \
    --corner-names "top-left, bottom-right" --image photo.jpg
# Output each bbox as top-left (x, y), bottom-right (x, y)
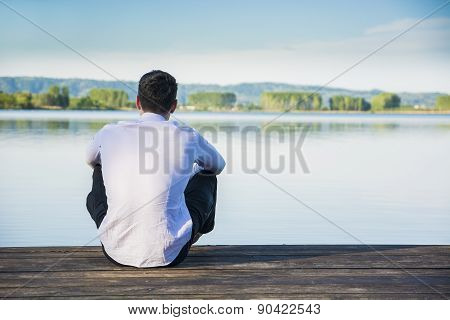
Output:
top-left (140, 111), bottom-right (169, 121)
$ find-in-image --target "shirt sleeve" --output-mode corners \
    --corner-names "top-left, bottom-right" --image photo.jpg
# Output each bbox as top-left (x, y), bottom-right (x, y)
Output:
top-left (86, 130), bottom-right (102, 168)
top-left (194, 131), bottom-right (226, 175)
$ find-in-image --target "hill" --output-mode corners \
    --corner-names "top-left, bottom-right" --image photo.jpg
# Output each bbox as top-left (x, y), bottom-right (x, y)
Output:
top-left (0, 76), bottom-right (443, 107)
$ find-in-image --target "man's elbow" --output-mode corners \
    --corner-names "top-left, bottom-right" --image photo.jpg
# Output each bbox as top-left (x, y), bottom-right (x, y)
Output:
top-left (86, 152), bottom-right (101, 168)
top-left (86, 159), bottom-right (96, 169)
top-left (213, 156), bottom-right (226, 175)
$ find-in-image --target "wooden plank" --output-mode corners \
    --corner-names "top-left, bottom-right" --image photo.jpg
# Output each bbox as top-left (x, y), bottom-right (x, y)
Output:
top-left (1, 276), bottom-right (449, 293)
top-left (4, 293), bottom-right (446, 300)
top-left (1, 268), bottom-right (448, 280)
top-left (1, 245), bottom-right (449, 256)
top-left (1, 250), bottom-right (448, 259)
top-left (1, 253), bottom-right (446, 261)
top-left (2, 283), bottom-right (449, 298)
top-left (1, 256), bottom-right (449, 272)
top-left (1, 270), bottom-right (449, 287)
top-left (0, 245), bottom-right (448, 300)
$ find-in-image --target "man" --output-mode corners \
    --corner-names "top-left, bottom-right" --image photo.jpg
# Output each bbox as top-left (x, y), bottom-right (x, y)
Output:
top-left (85, 70), bottom-right (225, 267)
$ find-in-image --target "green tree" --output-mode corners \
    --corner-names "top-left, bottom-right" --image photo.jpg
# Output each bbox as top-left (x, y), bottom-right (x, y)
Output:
top-left (329, 95), bottom-right (345, 110)
top-left (357, 97), bottom-right (371, 111)
top-left (14, 92), bottom-right (33, 109)
top-left (371, 92), bottom-right (401, 111)
top-left (68, 96), bottom-right (102, 110)
top-left (187, 92), bottom-right (236, 110)
top-left (435, 95), bottom-right (450, 111)
top-left (0, 92), bottom-right (16, 109)
top-left (88, 88), bottom-right (129, 109)
top-left (32, 93), bottom-right (49, 107)
top-left (47, 85), bottom-right (61, 106)
top-left (61, 86), bottom-right (70, 108)
top-left (312, 94), bottom-right (322, 110)
top-left (31, 85), bottom-right (69, 108)
top-left (260, 92), bottom-right (322, 111)
top-left (329, 95), bottom-right (371, 111)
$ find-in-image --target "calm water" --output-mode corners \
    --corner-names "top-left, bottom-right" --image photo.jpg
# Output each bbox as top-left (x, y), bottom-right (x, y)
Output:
top-left (1, 110), bottom-right (450, 246)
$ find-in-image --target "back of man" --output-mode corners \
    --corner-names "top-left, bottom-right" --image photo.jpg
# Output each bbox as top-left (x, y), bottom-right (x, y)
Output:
top-left (86, 70), bottom-right (225, 268)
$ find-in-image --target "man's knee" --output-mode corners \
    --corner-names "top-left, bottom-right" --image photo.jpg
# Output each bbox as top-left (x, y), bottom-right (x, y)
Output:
top-left (197, 171), bottom-right (218, 187)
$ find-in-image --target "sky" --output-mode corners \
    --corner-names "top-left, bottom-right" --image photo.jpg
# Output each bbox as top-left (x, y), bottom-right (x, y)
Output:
top-left (0, 0), bottom-right (449, 92)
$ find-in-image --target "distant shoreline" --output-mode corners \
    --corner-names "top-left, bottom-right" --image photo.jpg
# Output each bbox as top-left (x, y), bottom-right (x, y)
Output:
top-left (1, 76), bottom-right (445, 108)
top-left (1, 108), bottom-right (450, 115)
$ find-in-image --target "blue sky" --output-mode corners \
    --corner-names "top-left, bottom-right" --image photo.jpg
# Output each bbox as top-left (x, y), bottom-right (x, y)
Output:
top-left (1, 0), bottom-right (449, 91)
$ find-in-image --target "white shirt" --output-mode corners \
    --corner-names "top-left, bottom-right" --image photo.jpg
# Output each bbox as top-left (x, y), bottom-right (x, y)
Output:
top-left (86, 113), bottom-right (225, 267)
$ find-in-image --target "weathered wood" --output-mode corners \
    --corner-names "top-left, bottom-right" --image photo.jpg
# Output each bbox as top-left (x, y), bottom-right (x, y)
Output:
top-left (2, 273), bottom-right (449, 288)
top-left (0, 245), bottom-right (449, 299)
top-left (5, 293), bottom-right (447, 300)
top-left (2, 268), bottom-right (449, 281)
top-left (2, 284), bottom-right (450, 299)
top-left (1, 256), bottom-right (448, 272)
top-left (1, 245), bottom-right (448, 256)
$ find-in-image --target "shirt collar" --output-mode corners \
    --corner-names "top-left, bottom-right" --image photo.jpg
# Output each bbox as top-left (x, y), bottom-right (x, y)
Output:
top-left (140, 112), bottom-right (166, 122)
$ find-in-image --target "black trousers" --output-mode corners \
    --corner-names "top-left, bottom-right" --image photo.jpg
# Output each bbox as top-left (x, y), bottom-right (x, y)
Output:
top-left (86, 165), bottom-right (217, 267)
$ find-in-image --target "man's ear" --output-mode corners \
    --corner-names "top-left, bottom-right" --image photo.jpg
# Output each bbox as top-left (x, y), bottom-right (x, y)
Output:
top-left (136, 96), bottom-right (145, 114)
top-left (169, 99), bottom-right (178, 114)
top-left (136, 96), bottom-right (141, 110)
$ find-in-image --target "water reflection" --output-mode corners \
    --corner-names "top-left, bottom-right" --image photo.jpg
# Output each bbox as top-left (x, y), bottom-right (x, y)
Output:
top-left (3, 117), bottom-right (449, 136)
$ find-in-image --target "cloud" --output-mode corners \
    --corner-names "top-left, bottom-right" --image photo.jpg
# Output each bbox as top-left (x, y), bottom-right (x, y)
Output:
top-left (285, 17), bottom-right (450, 55)
top-left (365, 17), bottom-right (450, 35)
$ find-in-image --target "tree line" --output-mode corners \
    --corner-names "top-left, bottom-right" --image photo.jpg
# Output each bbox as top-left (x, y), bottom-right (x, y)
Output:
top-left (1, 85), bottom-right (450, 111)
top-left (259, 92), bottom-right (400, 111)
top-left (187, 92), bottom-right (237, 110)
top-left (186, 91), bottom-right (450, 111)
top-left (0, 77), bottom-right (441, 107)
top-left (435, 95), bottom-right (450, 111)
top-left (0, 86), bottom-right (131, 110)
top-left (260, 92), bottom-right (322, 110)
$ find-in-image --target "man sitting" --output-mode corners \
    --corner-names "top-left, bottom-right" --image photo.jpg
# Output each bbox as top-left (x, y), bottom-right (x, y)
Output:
top-left (85, 70), bottom-right (225, 267)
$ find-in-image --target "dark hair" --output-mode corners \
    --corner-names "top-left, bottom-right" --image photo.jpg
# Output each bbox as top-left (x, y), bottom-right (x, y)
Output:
top-left (138, 70), bottom-right (177, 114)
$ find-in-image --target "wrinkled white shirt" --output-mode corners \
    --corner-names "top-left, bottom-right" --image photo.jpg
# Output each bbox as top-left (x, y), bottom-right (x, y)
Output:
top-left (86, 113), bottom-right (225, 267)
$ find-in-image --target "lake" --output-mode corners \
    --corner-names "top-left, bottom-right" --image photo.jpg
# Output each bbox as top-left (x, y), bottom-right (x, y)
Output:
top-left (1, 110), bottom-right (449, 246)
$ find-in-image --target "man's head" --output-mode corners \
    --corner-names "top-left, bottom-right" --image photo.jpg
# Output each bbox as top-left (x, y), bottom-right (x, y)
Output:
top-left (137, 70), bottom-right (178, 118)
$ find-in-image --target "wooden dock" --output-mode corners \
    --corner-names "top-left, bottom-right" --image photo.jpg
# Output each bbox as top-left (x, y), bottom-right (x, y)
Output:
top-left (1, 245), bottom-right (449, 299)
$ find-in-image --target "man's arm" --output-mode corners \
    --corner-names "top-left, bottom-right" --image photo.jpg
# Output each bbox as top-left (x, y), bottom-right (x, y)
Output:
top-left (195, 132), bottom-right (226, 175)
